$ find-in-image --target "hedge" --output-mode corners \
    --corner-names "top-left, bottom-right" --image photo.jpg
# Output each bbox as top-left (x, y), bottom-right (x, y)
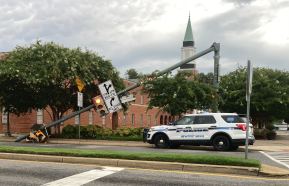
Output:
top-left (61, 125), bottom-right (144, 141)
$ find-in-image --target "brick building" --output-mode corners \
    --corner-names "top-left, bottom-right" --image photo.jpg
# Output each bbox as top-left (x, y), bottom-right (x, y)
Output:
top-left (0, 77), bottom-right (173, 134)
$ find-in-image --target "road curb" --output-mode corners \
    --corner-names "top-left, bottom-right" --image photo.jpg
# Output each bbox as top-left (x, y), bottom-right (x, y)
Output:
top-left (182, 163), bottom-right (259, 176)
top-left (0, 152), bottom-right (261, 177)
top-left (48, 139), bottom-right (149, 147)
top-left (258, 164), bottom-right (289, 178)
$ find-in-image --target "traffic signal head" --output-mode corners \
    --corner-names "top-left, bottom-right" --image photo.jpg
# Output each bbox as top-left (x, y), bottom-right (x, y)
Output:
top-left (92, 96), bottom-right (108, 116)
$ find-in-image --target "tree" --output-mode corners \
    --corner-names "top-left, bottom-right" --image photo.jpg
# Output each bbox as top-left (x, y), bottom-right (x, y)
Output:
top-left (196, 72), bottom-right (214, 84)
top-left (143, 72), bottom-right (219, 116)
top-left (219, 67), bottom-right (289, 128)
top-left (125, 68), bottom-right (139, 79)
top-left (0, 41), bottom-right (124, 134)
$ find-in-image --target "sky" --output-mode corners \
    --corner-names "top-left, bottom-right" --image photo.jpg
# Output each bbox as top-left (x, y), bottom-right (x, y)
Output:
top-left (1, 0), bottom-right (289, 77)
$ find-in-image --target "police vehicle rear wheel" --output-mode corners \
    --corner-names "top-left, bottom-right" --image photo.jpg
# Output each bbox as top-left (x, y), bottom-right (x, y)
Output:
top-left (212, 135), bottom-right (230, 151)
top-left (154, 134), bottom-right (169, 148)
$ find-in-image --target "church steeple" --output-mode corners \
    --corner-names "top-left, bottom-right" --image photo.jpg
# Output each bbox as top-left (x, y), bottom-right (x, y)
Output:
top-left (180, 13), bottom-right (197, 74)
top-left (183, 14), bottom-right (194, 47)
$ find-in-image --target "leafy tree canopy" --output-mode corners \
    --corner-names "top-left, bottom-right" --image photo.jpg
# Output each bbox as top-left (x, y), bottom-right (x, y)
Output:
top-left (125, 68), bottom-right (140, 79)
top-left (0, 41), bottom-right (124, 120)
top-left (143, 72), bottom-right (219, 116)
top-left (219, 67), bottom-right (289, 126)
top-left (196, 72), bottom-right (214, 85)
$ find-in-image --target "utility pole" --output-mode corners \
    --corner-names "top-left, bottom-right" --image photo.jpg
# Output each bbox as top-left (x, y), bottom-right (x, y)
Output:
top-left (245, 60), bottom-right (253, 159)
top-left (213, 43), bottom-right (220, 88)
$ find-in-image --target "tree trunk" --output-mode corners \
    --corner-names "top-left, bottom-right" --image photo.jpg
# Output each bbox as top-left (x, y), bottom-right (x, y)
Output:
top-left (5, 112), bottom-right (11, 137)
top-left (51, 108), bottom-right (61, 136)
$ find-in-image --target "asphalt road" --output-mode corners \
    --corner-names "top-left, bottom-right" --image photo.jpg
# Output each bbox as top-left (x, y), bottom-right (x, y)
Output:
top-left (0, 141), bottom-right (287, 169)
top-left (1, 159), bottom-right (289, 186)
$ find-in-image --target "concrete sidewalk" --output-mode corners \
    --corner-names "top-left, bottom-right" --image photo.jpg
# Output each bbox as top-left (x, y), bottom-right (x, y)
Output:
top-left (247, 131), bottom-right (289, 152)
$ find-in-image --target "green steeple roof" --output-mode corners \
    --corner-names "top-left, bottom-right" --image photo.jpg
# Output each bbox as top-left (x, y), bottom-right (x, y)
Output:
top-left (183, 15), bottom-right (194, 47)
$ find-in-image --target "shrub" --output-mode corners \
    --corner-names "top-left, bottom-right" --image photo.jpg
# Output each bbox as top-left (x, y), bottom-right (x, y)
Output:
top-left (79, 126), bottom-right (89, 138)
top-left (61, 125), bottom-right (77, 138)
top-left (266, 130), bottom-right (277, 140)
top-left (253, 128), bottom-right (269, 139)
top-left (113, 127), bottom-right (131, 137)
top-left (61, 125), bottom-right (143, 140)
top-left (265, 123), bottom-right (275, 131)
top-left (86, 125), bottom-right (102, 138)
top-left (253, 128), bottom-right (277, 140)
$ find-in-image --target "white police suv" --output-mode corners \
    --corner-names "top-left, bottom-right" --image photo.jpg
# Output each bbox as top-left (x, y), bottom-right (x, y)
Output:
top-left (143, 113), bottom-right (255, 151)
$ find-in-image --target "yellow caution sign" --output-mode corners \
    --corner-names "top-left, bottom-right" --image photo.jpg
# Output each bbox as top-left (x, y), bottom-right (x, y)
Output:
top-left (75, 77), bottom-right (85, 92)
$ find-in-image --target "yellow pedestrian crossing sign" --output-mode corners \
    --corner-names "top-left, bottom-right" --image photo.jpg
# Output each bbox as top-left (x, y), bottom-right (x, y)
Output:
top-left (75, 77), bottom-right (85, 92)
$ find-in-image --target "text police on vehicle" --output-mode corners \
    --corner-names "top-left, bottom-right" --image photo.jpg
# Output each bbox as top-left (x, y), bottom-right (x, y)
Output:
top-left (143, 113), bottom-right (255, 151)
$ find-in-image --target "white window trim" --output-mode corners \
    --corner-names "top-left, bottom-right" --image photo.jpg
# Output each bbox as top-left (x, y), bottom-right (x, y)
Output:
top-left (88, 110), bottom-right (93, 125)
top-left (36, 109), bottom-right (43, 124)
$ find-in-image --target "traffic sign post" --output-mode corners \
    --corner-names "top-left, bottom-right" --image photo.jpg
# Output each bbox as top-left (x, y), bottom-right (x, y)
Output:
top-left (245, 60), bottom-right (253, 159)
top-left (77, 92), bottom-right (83, 108)
top-left (77, 92), bottom-right (83, 140)
top-left (98, 80), bottom-right (122, 113)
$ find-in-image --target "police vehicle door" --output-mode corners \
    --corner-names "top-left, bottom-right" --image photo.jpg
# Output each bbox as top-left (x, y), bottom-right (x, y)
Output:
top-left (192, 115), bottom-right (217, 140)
top-left (172, 116), bottom-right (195, 140)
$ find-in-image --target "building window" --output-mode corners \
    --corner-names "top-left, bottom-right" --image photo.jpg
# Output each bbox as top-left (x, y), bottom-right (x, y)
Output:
top-left (123, 114), bottom-right (127, 126)
top-left (102, 116), bottom-right (106, 127)
top-left (164, 116), bottom-right (168, 124)
top-left (147, 115), bottom-right (151, 127)
top-left (75, 115), bottom-right (80, 125)
top-left (36, 109), bottom-right (43, 124)
top-left (154, 115), bottom-right (158, 126)
top-left (140, 96), bottom-right (144, 105)
top-left (131, 114), bottom-right (135, 127)
top-left (88, 110), bottom-right (93, 125)
top-left (160, 115), bottom-right (163, 125)
top-left (140, 114), bottom-right (143, 127)
top-left (2, 107), bottom-right (8, 124)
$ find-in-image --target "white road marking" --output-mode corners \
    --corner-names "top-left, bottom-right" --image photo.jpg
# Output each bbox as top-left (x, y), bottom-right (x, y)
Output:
top-left (42, 166), bottom-right (124, 186)
top-left (260, 151), bottom-right (289, 169)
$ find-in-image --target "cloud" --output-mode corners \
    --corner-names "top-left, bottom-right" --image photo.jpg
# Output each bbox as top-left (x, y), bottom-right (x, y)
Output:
top-left (0, 0), bottom-right (288, 77)
top-left (222, 0), bottom-right (256, 6)
top-left (194, 1), bottom-right (289, 74)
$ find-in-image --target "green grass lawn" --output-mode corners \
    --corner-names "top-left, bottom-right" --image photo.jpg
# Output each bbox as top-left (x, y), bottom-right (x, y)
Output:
top-left (0, 145), bottom-right (260, 168)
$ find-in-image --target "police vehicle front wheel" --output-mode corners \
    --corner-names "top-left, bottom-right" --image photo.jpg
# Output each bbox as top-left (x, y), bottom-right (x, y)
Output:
top-left (212, 135), bottom-right (231, 151)
top-left (154, 134), bottom-right (169, 148)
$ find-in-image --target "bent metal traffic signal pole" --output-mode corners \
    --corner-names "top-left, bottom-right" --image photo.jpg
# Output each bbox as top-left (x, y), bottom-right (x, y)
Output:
top-left (15, 42), bottom-right (220, 142)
